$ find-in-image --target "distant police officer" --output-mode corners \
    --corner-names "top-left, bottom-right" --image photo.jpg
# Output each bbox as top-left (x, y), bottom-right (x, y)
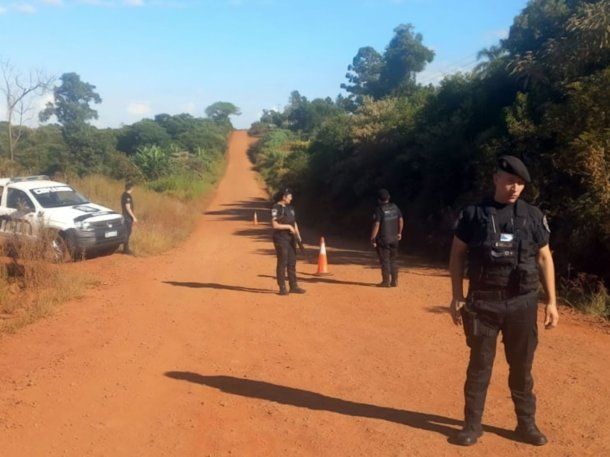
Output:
top-left (271, 188), bottom-right (306, 296)
top-left (121, 182), bottom-right (137, 255)
top-left (449, 156), bottom-right (559, 446)
top-left (371, 189), bottom-right (404, 287)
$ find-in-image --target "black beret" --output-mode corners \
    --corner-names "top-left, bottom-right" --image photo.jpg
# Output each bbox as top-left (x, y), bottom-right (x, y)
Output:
top-left (377, 188), bottom-right (390, 201)
top-left (497, 155), bottom-right (531, 183)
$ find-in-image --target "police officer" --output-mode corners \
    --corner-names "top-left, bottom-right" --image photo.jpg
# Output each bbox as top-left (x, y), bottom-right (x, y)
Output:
top-left (449, 156), bottom-right (559, 446)
top-left (120, 182), bottom-right (137, 255)
top-left (271, 188), bottom-right (306, 296)
top-left (370, 189), bottom-right (404, 287)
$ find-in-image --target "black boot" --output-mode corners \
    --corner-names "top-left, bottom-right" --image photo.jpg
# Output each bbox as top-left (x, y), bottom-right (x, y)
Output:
top-left (289, 285), bottom-right (306, 294)
top-left (278, 285), bottom-right (289, 296)
top-left (452, 424), bottom-right (483, 446)
top-left (515, 423), bottom-right (548, 446)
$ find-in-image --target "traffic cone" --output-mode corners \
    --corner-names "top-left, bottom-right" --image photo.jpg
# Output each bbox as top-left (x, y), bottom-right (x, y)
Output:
top-left (253, 211), bottom-right (258, 226)
top-left (315, 237), bottom-right (332, 276)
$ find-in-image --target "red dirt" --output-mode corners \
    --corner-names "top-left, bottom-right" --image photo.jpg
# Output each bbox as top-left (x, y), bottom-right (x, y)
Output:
top-left (0, 131), bottom-right (608, 456)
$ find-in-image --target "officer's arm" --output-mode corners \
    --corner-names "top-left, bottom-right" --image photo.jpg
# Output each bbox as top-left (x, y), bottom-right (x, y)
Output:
top-left (398, 217), bottom-right (404, 240)
top-left (537, 245), bottom-right (559, 329)
top-left (370, 222), bottom-right (380, 244)
top-left (449, 236), bottom-right (468, 325)
top-left (126, 202), bottom-right (137, 222)
top-left (271, 218), bottom-right (294, 233)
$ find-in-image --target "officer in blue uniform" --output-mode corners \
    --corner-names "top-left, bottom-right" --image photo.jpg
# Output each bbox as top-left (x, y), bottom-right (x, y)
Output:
top-left (271, 188), bottom-right (306, 296)
top-left (371, 189), bottom-right (404, 287)
top-left (449, 156), bottom-right (559, 446)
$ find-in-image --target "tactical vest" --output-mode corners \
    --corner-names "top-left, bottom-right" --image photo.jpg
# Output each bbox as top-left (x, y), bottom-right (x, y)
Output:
top-left (378, 203), bottom-right (401, 243)
top-left (467, 200), bottom-right (540, 296)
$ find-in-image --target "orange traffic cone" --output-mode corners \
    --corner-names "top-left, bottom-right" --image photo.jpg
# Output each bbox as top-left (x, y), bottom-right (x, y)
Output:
top-left (253, 211), bottom-right (258, 226)
top-left (315, 237), bottom-right (332, 276)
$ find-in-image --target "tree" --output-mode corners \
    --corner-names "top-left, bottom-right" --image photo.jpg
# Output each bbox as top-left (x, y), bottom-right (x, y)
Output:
top-left (117, 119), bottom-right (172, 155)
top-left (39, 73), bottom-right (106, 174)
top-left (205, 102), bottom-right (241, 123)
top-left (39, 72), bottom-right (102, 128)
top-left (0, 58), bottom-right (54, 161)
top-left (341, 46), bottom-right (384, 101)
top-left (378, 24), bottom-right (435, 96)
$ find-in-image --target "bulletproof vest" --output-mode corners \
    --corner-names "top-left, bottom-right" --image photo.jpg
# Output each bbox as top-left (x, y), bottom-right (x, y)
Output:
top-left (378, 203), bottom-right (400, 243)
top-left (467, 200), bottom-right (539, 295)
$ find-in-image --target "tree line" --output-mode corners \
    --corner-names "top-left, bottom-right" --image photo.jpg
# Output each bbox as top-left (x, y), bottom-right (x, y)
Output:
top-left (249, 0), bottom-right (609, 315)
top-left (1, 67), bottom-right (240, 197)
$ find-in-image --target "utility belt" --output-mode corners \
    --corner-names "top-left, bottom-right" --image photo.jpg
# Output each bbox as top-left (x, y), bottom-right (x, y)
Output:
top-left (469, 289), bottom-right (514, 302)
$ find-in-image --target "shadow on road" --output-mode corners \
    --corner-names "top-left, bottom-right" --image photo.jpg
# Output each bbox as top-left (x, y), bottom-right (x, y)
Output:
top-left (205, 198), bottom-right (271, 222)
top-left (162, 281), bottom-right (274, 294)
top-left (164, 372), bottom-right (515, 442)
top-left (258, 274), bottom-right (375, 288)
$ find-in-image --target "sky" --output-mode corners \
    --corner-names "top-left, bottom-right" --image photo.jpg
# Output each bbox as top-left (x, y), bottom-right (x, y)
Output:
top-left (0, 0), bottom-right (529, 129)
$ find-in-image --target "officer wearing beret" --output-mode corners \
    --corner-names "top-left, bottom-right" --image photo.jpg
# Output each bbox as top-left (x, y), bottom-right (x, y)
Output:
top-left (271, 188), bottom-right (306, 296)
top-left (449, 155), bottom-right (559, 446)
top-left (370, 189), bottom-right (404, 287)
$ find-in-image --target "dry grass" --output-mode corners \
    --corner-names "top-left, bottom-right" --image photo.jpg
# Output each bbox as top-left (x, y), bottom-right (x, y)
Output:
top-left (0, 235), bottom-right (96, 334)
top-left (71, 175), bottom-right (202, 256)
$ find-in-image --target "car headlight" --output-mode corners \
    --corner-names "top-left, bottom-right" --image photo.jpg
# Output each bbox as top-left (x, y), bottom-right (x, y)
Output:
top-left (75, 220), bottom-right (93, 231)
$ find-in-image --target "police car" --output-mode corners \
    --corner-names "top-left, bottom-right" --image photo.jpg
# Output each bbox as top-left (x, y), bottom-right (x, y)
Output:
top-left (0, 175), bottom-right (127, 261)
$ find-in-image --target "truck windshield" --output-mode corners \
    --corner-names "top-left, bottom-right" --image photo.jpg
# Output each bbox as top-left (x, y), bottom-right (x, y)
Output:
top-left (30, 186), bottom-right (89, 208)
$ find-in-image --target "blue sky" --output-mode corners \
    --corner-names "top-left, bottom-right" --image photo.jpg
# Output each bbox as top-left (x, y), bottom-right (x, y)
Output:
top-left (0, 0), bottom-right (528, 129)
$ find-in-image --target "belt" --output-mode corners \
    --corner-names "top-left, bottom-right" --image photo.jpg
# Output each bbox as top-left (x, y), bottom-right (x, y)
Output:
top-left (470, 290), bottom-right (512, 301)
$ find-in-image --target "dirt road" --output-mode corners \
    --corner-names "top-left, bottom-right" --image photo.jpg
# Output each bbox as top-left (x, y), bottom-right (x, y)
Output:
top-left (0, 131), bottom-right (608, 456)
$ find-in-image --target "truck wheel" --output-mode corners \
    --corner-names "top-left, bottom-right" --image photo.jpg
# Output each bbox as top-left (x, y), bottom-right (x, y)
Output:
top-left (49, 233), bottom-right (74, 263)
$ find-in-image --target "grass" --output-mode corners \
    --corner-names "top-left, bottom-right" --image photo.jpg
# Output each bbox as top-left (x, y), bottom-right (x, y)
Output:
top-left (0, 235), bottom-right (96, 333)
top-left (559, 273), bottom-right (610, 319)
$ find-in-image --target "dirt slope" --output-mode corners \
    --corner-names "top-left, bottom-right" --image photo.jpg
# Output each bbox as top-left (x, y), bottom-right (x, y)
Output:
top-left (0, 131), bottom-right (608, 456)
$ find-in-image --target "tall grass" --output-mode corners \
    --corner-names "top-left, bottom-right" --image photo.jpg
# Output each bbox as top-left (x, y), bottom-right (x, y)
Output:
top-left (1, 234), bottom-right (95, 333)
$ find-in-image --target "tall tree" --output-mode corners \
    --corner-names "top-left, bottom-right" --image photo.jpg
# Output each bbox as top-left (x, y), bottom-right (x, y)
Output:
top-left (0, 58), bottom-right (54, 161)
top-left (378, 24), bottom-right (435, 96)
top-left (39, 73), bottom-right (106, 174)
top-left (205, 102), bottom-right (241, 124)
top-left (341, 46), bottom-right (384, 101)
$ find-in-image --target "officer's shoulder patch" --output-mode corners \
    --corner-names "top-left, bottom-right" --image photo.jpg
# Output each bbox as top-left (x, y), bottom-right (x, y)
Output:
top-left (542, 215), bottom-right (551, 233)
top-left (271, 208), bottom-right (278, 218)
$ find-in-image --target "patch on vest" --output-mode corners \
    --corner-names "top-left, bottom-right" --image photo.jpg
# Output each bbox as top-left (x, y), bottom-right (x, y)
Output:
top-left (271, 208), bottom-right (278, 218)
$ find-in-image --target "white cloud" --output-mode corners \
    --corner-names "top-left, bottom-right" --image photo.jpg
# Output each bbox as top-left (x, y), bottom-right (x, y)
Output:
top-left (14, 3), bottom-right (37, 13)
top-left (124, 0), bottom-right (144, 6)
top-left (41, 0), bottom-right (63, 5)
top-left (127, 101), bottom-right (152, 116)
top-left (0, 5), bottom-right (8, 14)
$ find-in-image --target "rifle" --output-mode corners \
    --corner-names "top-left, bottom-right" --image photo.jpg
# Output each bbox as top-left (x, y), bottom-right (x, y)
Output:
top-left (294, 233), bottom-right (313, 263)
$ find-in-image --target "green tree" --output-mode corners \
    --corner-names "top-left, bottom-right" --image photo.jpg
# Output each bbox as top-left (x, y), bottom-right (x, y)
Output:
top-left (379, 24), bottom-right (435, 96)
top-left (39, 73), bottom-right (107, 174)
top-left (341, 46), bottom-right (384, 101)
top-left (205, 102), bottom-right (241, 124)
top-left (117, 119), bottom-right (172, 155)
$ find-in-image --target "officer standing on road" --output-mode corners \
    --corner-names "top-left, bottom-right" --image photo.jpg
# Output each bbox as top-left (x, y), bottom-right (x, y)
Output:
top-left (448, 156), bottom-right (559, 446)
top-left (121, 182), bottom-right (137, 255)
top-left (271, 188), bottom-right (306, 296)
top-left (370, 189), bottom-right (404, 287)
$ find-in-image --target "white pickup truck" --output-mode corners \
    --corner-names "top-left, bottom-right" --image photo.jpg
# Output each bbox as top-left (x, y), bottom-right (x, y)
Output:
top-left (0, 175), bottom-right (127, 261)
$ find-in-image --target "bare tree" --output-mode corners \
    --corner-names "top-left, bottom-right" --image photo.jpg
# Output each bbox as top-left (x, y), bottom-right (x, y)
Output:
top-left (0, 58), bottom-right (55, 161)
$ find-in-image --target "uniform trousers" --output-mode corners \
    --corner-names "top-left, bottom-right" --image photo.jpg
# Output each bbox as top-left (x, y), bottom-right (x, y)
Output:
top-left (376, 239), bottom-right (399, 284)
top-left (273, 233), bottom-right (297, 289)
top-left (461, 292), bottom-right (538, 429)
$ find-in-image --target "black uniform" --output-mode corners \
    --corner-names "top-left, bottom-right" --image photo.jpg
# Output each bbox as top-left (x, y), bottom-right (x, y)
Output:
top-left (373, 202), bottom-right (403, 285)
top-left (271, 203), bottom-right (298, 290)
top-left (121, 191), bottom-right (134, 253)
top-left (455, 197), bottom-right (550, 432)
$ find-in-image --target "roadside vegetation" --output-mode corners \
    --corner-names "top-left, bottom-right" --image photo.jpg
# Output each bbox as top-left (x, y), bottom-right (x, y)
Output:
top-left (0, 67), bottom-right (238, 332)
top-left (249, 0), bottom-right (610, 318)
